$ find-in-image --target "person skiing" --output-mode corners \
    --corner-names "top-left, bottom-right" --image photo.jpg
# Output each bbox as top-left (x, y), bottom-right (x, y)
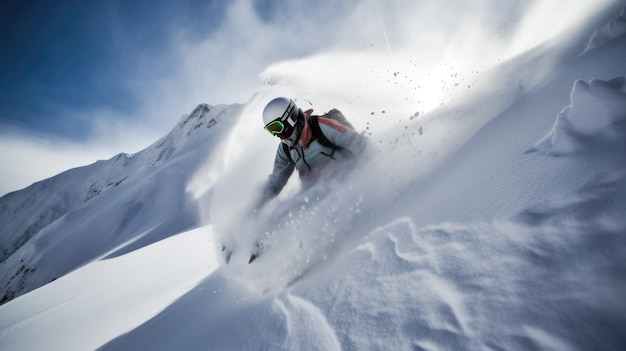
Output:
top-left (220, 97), bottom-right (368, 264)
top-left (254, 97), bottom-right (368, 211)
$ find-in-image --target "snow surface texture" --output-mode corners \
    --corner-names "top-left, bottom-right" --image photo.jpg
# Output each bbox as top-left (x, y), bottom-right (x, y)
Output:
top-left (1, 2), bottom-right (626, 351)
top-left (532, 75), bottom-right (626, 154)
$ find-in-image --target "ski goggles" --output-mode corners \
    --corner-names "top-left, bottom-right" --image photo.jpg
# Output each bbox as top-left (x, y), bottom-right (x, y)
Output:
top-left (264, 119), bottom-right (286, 136)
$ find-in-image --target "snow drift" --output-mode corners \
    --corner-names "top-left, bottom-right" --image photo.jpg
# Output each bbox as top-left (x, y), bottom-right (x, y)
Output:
top-left (532, 75), bottom-right (626, 154)
top-left (1, 2), bottom-right (626, 351)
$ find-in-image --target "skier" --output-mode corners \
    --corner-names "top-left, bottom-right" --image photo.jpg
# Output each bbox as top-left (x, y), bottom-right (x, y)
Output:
top-left (254, 97), bottom-right (369, 211)
top-left (222, 97), bottom-right (368, 264)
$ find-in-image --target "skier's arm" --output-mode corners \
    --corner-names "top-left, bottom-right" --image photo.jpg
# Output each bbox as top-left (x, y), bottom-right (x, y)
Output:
top-left (254, 144), bottom-right (295, 210)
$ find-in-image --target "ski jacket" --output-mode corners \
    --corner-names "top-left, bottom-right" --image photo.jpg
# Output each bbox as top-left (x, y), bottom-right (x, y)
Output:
top-left (261, 109), bottom-right (367, 202)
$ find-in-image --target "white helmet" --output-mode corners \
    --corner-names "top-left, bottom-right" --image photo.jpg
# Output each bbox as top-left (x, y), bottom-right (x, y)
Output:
top-left (262, 97), bottom-right (302, 139)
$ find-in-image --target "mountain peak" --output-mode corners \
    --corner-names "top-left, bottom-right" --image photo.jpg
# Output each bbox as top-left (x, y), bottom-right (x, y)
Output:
top-left (177, 103), bottom-right (212, 129)
top-left (0, 101), bottom-right (243, 305)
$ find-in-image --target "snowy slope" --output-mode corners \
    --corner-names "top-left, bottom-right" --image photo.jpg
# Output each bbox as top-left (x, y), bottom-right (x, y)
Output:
top-left (1, 3), bottom-right (626, 351)
top-left (0, 226), bottom-right (218, 350)
top-left (0, 103), bottom-right (240, 304)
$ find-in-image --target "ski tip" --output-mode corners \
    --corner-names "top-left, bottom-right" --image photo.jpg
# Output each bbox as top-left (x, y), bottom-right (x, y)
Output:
top-left (225, 251), bottom-right (233, 264)
top-left (248, 254), bottom-right (257, 264)
top-left (221, 245), bottom-right (233, 264)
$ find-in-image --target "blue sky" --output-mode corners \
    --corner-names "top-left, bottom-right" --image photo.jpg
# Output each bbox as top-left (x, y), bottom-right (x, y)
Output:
top-left (0, 0), bottom-right (355, 139)
top-left (0, 0), bottom-right (229, 140)
top-left (0, 0), bottom-right (361, 138)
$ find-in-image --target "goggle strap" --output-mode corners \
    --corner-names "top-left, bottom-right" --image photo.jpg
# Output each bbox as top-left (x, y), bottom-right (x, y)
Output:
top-left (282, 100), bottom-right (296, 127)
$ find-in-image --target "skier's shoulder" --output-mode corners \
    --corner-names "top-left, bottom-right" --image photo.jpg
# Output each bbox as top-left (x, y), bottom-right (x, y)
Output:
top-left (310, 108), bottom-right (353, 133)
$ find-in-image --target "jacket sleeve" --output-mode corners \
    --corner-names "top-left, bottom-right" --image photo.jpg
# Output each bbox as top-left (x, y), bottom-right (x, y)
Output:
top-left (256, 144), bottom-right (295, 209)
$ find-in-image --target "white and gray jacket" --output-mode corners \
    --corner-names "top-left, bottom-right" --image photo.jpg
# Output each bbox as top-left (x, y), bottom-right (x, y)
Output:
top-left (260, 109), bottom-right (367, 204)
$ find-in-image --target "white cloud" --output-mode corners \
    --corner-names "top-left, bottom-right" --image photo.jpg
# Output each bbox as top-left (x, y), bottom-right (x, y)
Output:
top-left (0, 129), bottom-right (113, 195)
